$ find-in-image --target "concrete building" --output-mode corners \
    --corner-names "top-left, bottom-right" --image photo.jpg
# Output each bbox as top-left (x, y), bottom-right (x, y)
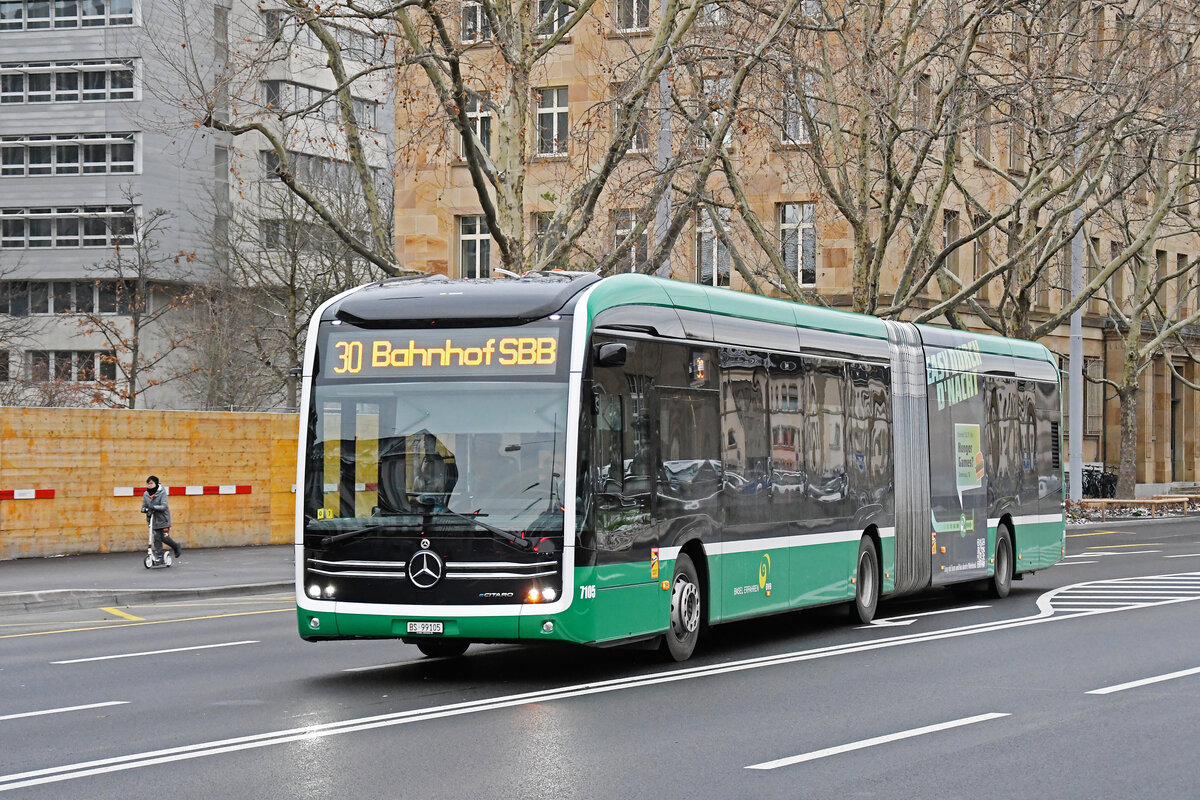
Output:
top-left (0, 0), bottom-right (393, 409)
top-left (0, 0), bottom-right (219, 407)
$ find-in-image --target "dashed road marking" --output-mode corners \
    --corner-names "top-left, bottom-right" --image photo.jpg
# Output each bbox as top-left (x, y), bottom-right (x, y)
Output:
top-left (1087, 665), bottom-right (1200, 695)
top-left (52, 640), bottom-right (258, 665)
top-left (746, 713), bottom-right (1011, 769)
top-left (0, 702), bottom-right (128, 722)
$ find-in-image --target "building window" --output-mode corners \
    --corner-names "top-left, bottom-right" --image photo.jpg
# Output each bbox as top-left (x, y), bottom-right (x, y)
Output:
top-left (458, 215), bottom-right (491, 279)
top-left (459, 94), bottom-right (491, 158)
top-left (943, 209), bottom-right (960, 277)
top-left (535, 87), bottom-right (569, 156)
top-left (537, 0), bottom-right (570, 34)
top-left (260, 11), bottom-right (384, 61)
top-left (0, 0), bottom-right (131, 30)
top-left (914, 74), bottom-right (932, 127)
top-left (260, 219), bottom-right (284, 250)
top-left (1009, 117), bottom-right (1025, 173)
top-left (615, 0), bottom-right (649, 31)
top-left (24, 350), bottom-right (115, 382)
top-left (973, 214), bottom-right (990, 301)
top-left (258, 149), bottom-right (385, 191)
top-left (613, 209), bottom-right (647, 273)
top-left (0, 133), bottom-right (135, 177)
top-left (532, 212), bottom-right (554, 261)
top-left (260, 80), bottom-right (377, 129)
top-left (702, 76), bottom-right (733, 148)
top-left (1084, 358), bottom-right (1103, 435)
top-left (782, 71), bottom-right (817, 145)
top-left (612, 84), bottom-right (650, 153)
top-left (0, 349), bottom-right (8, 382)
top-left (0, 207), bottom-right (135, 249)
top-left (973, 97), bottom-right (991, 161)
top-left (0, 280), bottom-right (128, 314)
top-left (696, 206), bottom-right (730, 287)
top-left (780, 202), bottom-right (816, 285)
top-left (0, 60), bottom-right (136, 104)
top-left (460, 0), bottom-right (490, 41)
top-left (699, 0), bottom-right (723, 26)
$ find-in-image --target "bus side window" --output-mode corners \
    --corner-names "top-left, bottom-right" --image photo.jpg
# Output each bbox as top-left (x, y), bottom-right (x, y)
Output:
top-left (596, 388), bottom-right (624, 498)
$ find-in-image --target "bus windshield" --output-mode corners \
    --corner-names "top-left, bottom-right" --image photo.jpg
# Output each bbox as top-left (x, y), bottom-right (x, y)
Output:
top-left (305, 381), bottom-right (568, 535)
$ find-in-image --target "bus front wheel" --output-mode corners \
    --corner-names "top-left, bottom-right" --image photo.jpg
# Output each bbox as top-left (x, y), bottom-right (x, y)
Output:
top-left (662, 553), bottom-right (702, 662)
top-left (852, 536), bottom-right (879, 624)
top-left (415, 639), bottom-right (470, 658)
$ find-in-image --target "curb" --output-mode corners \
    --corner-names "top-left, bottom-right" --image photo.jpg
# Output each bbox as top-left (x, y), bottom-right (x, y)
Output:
top-left (1068, 512), bottom-right (1198, 530)
top-left (0, 582), bottom-right (294, 614)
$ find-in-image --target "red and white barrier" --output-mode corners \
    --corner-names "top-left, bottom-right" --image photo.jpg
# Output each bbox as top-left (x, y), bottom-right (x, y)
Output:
top-left (0, 488), bottom-right (55, 500)
top-left (113, 485), bottom-right (251, 498)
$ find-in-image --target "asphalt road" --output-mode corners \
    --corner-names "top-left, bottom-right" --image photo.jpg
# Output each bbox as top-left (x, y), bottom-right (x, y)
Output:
top-left (3, 520), bottom-right (1200, 799)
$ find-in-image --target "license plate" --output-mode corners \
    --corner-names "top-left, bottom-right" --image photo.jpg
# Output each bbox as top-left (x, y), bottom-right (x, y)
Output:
top-left (406, 621), bottom-right (444, 635)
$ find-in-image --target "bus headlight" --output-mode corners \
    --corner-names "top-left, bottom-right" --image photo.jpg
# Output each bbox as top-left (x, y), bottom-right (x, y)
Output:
top-left (308, 583), bottom-right (322, 598)
top-left (542, 587), bottom-right (557, 602)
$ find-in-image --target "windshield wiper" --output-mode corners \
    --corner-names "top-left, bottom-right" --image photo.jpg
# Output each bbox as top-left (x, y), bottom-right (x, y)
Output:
top-left (437, 508), bottom-right (533, 551)
top-left (312, 521), bottom-right (416, 547)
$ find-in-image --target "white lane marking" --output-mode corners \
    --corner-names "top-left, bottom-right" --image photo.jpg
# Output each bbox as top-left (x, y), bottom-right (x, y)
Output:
top-left (1087, 666), bottom-right (1200, 695)
top-left (0, 702), bottom-right (129, 722)
top-left (858, 605), bottom-right (989, 628)
top-left (52, 641), bottom-right (258, 665)
top-left (1057, 560), bottom-right (1098, 566)
top-left (1164, 554), bottom-right (1200, 559)
top-left (746, 713), bottom-right (1011, 770)
top-left (1080, 551), bottom-right (1162, 557)
top-left (5, 573), bottom-right (1200, 793)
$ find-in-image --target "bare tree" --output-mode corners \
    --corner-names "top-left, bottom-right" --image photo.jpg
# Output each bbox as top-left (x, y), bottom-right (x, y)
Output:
top-left (77, 203), bottom-right (197, 409)
top-left (182, 164), bottom-right (385, 410)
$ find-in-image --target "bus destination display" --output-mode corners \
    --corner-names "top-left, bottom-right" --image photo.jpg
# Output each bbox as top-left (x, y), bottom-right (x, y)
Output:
top-left (324, 327), bottom-right (560, 379)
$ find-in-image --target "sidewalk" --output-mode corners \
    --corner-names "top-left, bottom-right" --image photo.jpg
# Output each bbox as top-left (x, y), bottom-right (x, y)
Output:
top-left (0, 545), bottom-right (294, 613)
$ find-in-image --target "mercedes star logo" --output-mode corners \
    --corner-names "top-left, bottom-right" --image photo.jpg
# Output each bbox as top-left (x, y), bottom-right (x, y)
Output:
top-left (408, 549), bottom-right (444, 589)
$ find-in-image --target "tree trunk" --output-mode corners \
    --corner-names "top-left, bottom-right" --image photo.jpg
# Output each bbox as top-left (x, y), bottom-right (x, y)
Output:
top-left (1115, 381), bottom-right (1139, 499)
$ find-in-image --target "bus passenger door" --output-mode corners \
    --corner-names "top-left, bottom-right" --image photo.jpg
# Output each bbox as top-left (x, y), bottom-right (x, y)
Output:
top-left (720, 350), bottom-right (789, 617)
top-left (655, 343), bottom-right (722, 620)
top-left (588, 335), bottom-right (663, 641)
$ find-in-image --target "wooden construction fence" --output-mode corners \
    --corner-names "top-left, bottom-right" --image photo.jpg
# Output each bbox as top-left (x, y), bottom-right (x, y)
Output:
top-left (0, 407), bottom-right (298, 560)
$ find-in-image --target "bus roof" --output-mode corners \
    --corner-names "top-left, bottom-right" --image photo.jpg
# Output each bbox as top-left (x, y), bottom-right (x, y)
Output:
top-left (586, 274), bottom-right (1057, 367)
top-left (586, 274), bottom-right (890, 340)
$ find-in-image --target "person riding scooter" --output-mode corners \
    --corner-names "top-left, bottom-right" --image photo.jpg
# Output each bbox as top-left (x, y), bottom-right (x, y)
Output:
top-left (142, 475), bottom-right (181, 562)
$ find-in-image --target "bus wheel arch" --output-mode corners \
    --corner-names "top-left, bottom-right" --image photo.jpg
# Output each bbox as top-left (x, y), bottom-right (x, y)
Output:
top-left (998, 514), bottom-right (1017, 570)
top-left (851, 530), bottom-right (881, 624)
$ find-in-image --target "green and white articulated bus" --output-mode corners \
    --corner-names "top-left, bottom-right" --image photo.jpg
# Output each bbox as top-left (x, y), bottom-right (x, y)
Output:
top-left (296, 272), bottom-right (1064, 660)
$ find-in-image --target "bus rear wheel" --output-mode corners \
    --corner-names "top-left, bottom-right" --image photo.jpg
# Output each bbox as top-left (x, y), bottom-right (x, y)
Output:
top-left (989, 527), bottom-right (1013, 599)
top-left (415, 639), bottom-right (470, 658)
top-left (662, 553), bottom-right (702, 662)
top-left (852, 536), bottom-right (879, 624)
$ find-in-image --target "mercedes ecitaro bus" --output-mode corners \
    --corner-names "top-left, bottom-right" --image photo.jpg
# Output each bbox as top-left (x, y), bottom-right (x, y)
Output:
top-left (295, 272), bottom-right (1065, 661)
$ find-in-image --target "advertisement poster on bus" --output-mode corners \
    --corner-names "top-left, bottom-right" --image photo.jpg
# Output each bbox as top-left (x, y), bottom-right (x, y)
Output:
top-left (926, 343), bottom-right (988, 584)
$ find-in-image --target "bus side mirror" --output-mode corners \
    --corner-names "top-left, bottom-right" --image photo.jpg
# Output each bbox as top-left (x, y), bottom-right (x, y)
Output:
top-left (594, 342), bottom-right (627, 368)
